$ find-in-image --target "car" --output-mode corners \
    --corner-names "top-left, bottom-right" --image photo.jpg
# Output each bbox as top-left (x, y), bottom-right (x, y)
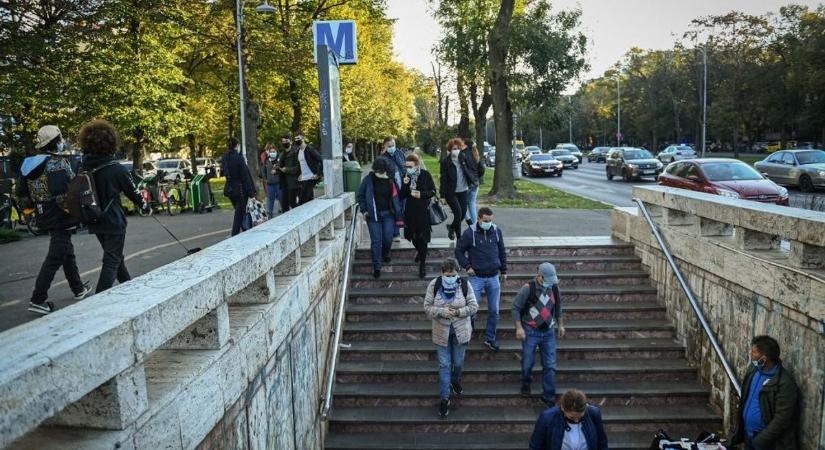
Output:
top-left (485, 150), bottom-right (496, 167)
top-left (659, 159), bottom-right (789, 205)
top-left (605, 148), bottom-right (664, 182)
top-left (556, 143), bottom-right (583, 163)
top-left (548, 149), bottom-right (579, 169)
top-left (119, 160), bottom-right (158, 177)
top-left (521, 153), bottom-right (563, 177)
top-left (587, 147), bottom-right (611, 163)
top-left (657, 145), bottom-right (697, 164)
top-left (754, 149), bottom-right (825, 192)
top-left (195, 157), bottom-right (221, 177)
top-left (519, 145), bottom-right (543, 162)
top-left (156, 158), bottom-right (193, 182)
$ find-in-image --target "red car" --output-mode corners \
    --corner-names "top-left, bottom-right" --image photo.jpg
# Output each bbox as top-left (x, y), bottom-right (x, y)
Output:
top-left (658, 158), bottom-right (789, 205)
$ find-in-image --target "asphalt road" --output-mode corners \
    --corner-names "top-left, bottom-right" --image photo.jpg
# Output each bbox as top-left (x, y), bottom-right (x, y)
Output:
top-left (0, 209), bottom-right (236, 332)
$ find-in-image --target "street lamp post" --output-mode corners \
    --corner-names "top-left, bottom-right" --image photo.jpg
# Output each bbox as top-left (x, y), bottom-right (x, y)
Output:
top-left (616, 77), bottom-right (621, 146)
top-left (701, 46), bottom-right (708, 158)
top-left (568, 95), bottom-right (573, 143)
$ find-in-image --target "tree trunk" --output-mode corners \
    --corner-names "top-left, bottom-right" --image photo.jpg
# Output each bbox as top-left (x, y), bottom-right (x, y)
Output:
top-left (470, 81), bottom-right (492, 150)
top-left (245, 98), bottom-right (261, 191)
top-left (488, 0), bottom-right (516, 198)
top-left (188, 133), bottom-right (197, 177)
top-left (457, 74), bottom-right (471, 138)
top-left (132, 127), bottom-right (144, 175)
top-left (288, 79), bottom-right (302, 132)
top-left (432, 62), bottom-right (445, 125)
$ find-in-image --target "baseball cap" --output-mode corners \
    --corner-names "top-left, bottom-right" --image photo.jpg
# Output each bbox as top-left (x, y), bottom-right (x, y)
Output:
top-left (35, 125), bottom-right (62, 149)
top-left (538, 262), bottom-right (558, 285)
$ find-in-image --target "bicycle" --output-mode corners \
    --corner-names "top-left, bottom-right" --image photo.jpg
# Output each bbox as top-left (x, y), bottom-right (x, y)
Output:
top-left (0, 179), bottom-right (40, 236)
top-left (160, 179), bottom-right (190, 216)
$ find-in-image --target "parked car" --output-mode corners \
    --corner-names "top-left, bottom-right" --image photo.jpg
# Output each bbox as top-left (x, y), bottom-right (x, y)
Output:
top-left (518, 145), bottom-right (543, 162)
top-left (659, 159), bottom-right (789, 205)
top-left (156, 158), bottom-right (193, 181)
top-left (754, 149), bottom-right (825, 192)
top-left (556, 143), bottom-right (583, 163)
top-left (119, 160), bottom-right (158, 177)
top-left (605, 148), bottom-right (663, 182)
top-left (195, 157), bottom-right (221, 177)
top-left (657, 145), bottom-right (697, 164)
top-left (521, 153), bottom-right (563, 177)
top-left (587, 147), bottom-right (611, 163)
top-left (549, 149), bottom-right (579, 169)
top-left (485, 150), bottom-right (496, 168)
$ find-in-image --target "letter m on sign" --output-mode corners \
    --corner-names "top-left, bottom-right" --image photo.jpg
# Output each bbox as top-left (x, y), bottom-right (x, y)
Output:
top-left (313, 20), bottom-right (358, 65)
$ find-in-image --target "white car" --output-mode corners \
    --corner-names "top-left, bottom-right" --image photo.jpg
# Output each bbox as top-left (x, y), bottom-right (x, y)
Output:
top-left (657, 145), bottom-right (697, 163)
top-left (119, 160), bottom-right (158, 177)
top-left (156, 159), bottom-right (193, 182)
top-left (195, 157), bottom-right (221, 177)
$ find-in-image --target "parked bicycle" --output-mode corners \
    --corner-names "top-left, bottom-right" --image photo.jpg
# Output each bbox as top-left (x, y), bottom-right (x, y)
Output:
top-left (0, 179), bottom-right (40, 235)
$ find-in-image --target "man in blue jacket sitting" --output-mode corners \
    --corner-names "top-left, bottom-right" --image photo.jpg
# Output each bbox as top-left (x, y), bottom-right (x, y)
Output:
top-left (529, 389), bottom-right (609, 450)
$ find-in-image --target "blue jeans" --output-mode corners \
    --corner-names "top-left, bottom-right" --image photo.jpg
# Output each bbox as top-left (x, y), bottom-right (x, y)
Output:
top-left (266, 183), bottom-right (280, 216)
top-left (465, 185), bottom-right (479, 223)
top-left (521, 326), bottom-right (557, 403)
top-left (436, 333), bottom-right (467, 400)
top-left (469, 275), bottom-right (501, 342)
top-left (367, 210), bottom-right (395, 270)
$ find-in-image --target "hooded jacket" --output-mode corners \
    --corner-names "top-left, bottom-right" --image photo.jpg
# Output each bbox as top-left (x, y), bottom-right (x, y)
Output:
top-left (16, 154), bottom-right (78, 231)
top-left (454, 222), bottom-right (508, 277)
top-left (82, 154), bottom-right (143, 235)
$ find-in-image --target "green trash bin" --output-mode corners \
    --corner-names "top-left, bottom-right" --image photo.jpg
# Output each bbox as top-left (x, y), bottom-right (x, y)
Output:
top-left (343, 161), bottom-right (362, 193)
top-left (190, 174), bottom-right (215, 213)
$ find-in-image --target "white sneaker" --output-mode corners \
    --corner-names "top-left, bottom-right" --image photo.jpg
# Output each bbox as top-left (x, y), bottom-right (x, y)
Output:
top-left (73, 282), bottom-right (91, 300)
top-left (393, 236), bottom-right (401, 243)
top-left (28, 301), bottom-right (55, 315)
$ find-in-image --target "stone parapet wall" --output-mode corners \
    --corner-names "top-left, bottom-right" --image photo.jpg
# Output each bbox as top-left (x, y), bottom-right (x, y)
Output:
top-left (612, 186), bottom-right (825, 450)
top-left (0, 194), bottom-right (356, 450)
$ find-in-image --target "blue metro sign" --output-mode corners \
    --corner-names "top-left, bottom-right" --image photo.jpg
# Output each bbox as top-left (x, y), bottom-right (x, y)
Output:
top-left (313, 20), bottom-right (358, 65)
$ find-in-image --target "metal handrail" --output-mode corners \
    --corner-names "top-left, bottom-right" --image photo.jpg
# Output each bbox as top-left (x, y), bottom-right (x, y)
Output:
top-left (320, 203), bottom-right (359, 420)
top-left (632, 198), bottom-right (742, 398)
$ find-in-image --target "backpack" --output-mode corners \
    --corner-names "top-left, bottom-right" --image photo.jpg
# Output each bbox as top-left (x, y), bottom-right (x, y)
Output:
top-left (21, 155), bottom-right (76, 230)
top-left (433, 276), bottom-right (469, 298)
top-left (67, 161), bottom-right (118, 224)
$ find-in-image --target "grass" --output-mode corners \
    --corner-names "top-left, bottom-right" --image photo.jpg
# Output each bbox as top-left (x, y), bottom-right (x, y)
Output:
top-left (418, 153), bottom-right (609, 210)
top-left (0, 228), bottom-right (22, 244)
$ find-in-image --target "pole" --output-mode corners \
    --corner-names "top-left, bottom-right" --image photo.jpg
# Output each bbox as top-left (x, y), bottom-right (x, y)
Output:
top-left (568, 96), bottom-right (573, 143)
top-left (701, 46), bottom-right (708, 158)
top-left (617, 78), bottom-right (621, 146)
top-left (235, 0), bottom-right (247, 159)
top-left (539, 126), bottom-right (543, 149)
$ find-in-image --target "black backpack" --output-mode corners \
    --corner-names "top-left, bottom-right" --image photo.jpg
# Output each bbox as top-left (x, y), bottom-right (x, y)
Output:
top-left (433, 276), bottom-right (469, 298)
top-left (67, 161), bottom-right (118, 224)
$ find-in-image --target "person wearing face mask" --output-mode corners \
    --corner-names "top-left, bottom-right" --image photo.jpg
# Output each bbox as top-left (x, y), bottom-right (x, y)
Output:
top-left (528, 389), bottom-right (609, 450)
top-left (455, 207), bottom-right (507, 351)
top-left (343, 142), bottom-right (355, 162)
top-left (261, 143), bottom-right (281, 216)
top-left (512, 262), bottom-right (565, 407)
top-left (357, 158), bottom-right (404, 278)
top-left (440, 137), bottom-right (472, 240)
top-left (459, 138), bottom-right (484, 226)
top-left (17, 125), bottom-right (91, 314)
top-left (378, 136), bottom-right (405, 242)
top-left (399, 153), bottom-right (436, 278)
top-left (423, 257), bottom-right (478, 418)
top-left (293, 133), bottom-right (322, 205)
top-left (276, 133), bottom-right (299, 212)
top-left (730, 335), bottom-right (800, 450)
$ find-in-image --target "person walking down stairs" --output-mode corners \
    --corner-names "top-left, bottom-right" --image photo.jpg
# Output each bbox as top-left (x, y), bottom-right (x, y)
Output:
top-left (399, 153), bottom-right (435, 279)
top-left (423, 258), bottom-right (478, 418)
top-left (358, 158), bottom-right (404, 279)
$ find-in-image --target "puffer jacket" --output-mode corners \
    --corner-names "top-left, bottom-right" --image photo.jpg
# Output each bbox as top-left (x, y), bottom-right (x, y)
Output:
top-left (423, 277), bottom-right (478, 347)
top-left (730, 363), bottom-right (800, 450)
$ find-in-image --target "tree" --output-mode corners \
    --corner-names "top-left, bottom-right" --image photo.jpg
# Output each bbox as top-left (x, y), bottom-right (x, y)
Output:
top-left (488, 0), bottom-right (516, 198)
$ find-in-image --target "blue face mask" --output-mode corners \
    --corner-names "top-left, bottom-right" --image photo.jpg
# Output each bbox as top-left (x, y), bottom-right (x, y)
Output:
top-left (480, 222), bottom-right (493, 231)
top-left (406, 167), bottom-right (418, 175)
top-left (442, 275), bottom-right (458, 287)
top-left (387, 146), bottom-right (396, 155)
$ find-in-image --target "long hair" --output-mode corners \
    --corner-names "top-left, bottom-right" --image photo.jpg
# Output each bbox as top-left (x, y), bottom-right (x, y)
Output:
top-left (445, 138), bottom-right (464, 160)
top-left (464, 138), bottom-right (480, 162)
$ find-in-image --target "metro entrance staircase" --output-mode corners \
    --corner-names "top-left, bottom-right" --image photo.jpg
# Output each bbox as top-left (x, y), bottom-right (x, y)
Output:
top-left (325, 237), bottom-right (722, 450)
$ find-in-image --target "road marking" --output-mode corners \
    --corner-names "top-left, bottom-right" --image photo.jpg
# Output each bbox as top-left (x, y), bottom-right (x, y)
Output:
top-left (1, 228), bottom-right (230, 308)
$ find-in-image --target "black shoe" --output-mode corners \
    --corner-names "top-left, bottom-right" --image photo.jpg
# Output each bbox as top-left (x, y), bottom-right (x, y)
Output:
top-left (414, 253), bottom-right (420, 263)
top-left (451, 382), bottom-right (463, 396)
top-left (418, 264), bottom-right (426, 279)
top-left (521, 384), bottom-right (531, 397)
top-left (484, 339), bottom-right (500, 352)
top-left (439, 399), bottom-right (450, 417)
top-left (373, 269), bottom-right (381, 279)
top-left (382, 255), bottom-right (391, 263)
top-left (541, 397), bottom-right (555, 408)
top-left (28, 301), bottom-right (55, 315)
top-left (448, 228), bottom-right (455, 240)
top-left (72, 281), bottom-right (91, 300)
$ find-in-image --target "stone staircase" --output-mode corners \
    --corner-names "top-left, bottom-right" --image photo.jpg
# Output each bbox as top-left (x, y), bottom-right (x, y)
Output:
top-left (325, 237), bottom-right (722, 450)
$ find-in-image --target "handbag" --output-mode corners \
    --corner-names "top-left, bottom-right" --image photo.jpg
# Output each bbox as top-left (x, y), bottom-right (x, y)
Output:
top-left (428, 198), bottom-right (448, 225)
top-left (245, 198), bottom-right (269, 229)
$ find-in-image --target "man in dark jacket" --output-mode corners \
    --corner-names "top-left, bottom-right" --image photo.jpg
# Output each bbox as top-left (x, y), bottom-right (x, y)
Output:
top-left (730, 335), bottom-right (800, 450)
top-left (78, 120), bottom-right (148, 294)
top-left (378, 136), bottom-right (405, 241)
top-left (455, 207), bottom-right (507, 350)
top-left (293, 132), bottom-right (322, 205)
top-left (278, 134), bottom-right (302, 211)
top-left (18, 125), bottom-right (90, 314)
top-left (221, 137), bottom-right (257, 236)
top-left (529, 389), bottom-right (608, 450)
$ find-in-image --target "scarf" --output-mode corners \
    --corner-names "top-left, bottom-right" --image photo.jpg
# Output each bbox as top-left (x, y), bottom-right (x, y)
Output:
top-left (439, 282), bottom-right (457, 304)
top-left (409, 167), bottom-right (420, 190)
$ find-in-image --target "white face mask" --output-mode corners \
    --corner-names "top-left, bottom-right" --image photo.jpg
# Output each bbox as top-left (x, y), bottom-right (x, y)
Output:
top-left (451, 149), bottom-right (460, 158)
top-left (346, 146), bottom-right (353, 153)
top-left (375, 172), bottom-right (389, 179)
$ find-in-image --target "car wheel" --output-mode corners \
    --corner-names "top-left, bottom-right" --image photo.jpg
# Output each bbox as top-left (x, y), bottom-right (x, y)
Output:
top-left (800, 175), bottom-right (814, 192)
top-left (622, 170), bottom-right (632, 182)
top-left (557, 170), bottom-right (563, 177)
top-left (606, 168), bottom-right (614, 181)
top-left (573, 164), bottom-right (579, 170)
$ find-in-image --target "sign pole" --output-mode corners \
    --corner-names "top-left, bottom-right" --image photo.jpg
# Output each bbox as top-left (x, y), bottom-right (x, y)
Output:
top-left (317, 45), bottom-right (344, 197)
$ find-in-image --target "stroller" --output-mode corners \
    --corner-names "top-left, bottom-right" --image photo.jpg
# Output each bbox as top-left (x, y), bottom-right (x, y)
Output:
top-left (649, 430), bottom-right (727, 450)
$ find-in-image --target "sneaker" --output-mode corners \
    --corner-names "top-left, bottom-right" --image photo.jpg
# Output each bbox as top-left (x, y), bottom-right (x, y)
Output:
top-left (28, 301), bottom-right (55, 315)
top-left (393, 236), bottom-right (401, 243)
top-left (521, 384), bottom-right (531, 397)
top-left (439, 399), bottom-right (450, 417)
top-left (447, 227), bottom-right (455, 241)
top-left (484, 339), bottom-right (500, 352)
top-left (450, 382), bottom-right (463, 396)
top-left (541, 397), bottom-right (555, 408)
top-left (72, 282), bottom-right (91, 300)
top-left (382, 255), bottom-right (392, 263)
top-left (373, 269), bottom-right (381, 279)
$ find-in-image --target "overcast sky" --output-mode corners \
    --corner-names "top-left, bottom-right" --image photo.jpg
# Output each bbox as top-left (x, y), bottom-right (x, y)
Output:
top-left (387, 0), bottom-right (821, 90)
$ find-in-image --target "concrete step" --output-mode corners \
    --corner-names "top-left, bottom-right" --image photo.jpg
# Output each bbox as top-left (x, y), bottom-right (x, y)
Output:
top-left (332, 381), bottom-right (709, 407)
top-left (325, 431), bottom-right (656, 450)
top-left (335, 359), bottom-right (698, 384)
top-left (340, 338), bottom-right (685, 362)
top-left (352, 255), bottom-right (644, 273)
top-left (328, 404), bottom-right (721, 434)
top-left (350, 270), bottom-right (652, 288)
top-left (346, 301), bottom-right (668, 322)
top-left (348, 286), bottom-right (659, 305)
top-left (343, 319), bottom-right (674, 340)
top-left (356, 244), bottom-right (636, 260)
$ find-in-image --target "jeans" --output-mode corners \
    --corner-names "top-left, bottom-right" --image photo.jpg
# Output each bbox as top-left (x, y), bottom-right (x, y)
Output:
top-left (94, 233), bottom-right (130, 293)
top-left (298, 180), bottom-right (315, 205)
top-left (465, 185), bottom-right (479, 224)
top-left (469, 275), bottom-right (501, 342)
top-left (230, 195), bottom-right (246, 236)
top-left (265, 183), bottom-right (281, 216)
top-left (31, 229), bottom-right (83, 303)
top-left (436, 333), bottom-right (467, 400)
top-left (521, 326), bottom-right (557, 403)
top-left (366, 210), bottom-right (395, 270)
top-left (445, 191), bottom-right (468, 237)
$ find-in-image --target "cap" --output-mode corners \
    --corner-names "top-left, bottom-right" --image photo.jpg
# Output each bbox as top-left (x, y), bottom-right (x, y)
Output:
top-left (35, 125), bottom-right (61, 149)
top-left (538, 262), bottom-right (558, 285)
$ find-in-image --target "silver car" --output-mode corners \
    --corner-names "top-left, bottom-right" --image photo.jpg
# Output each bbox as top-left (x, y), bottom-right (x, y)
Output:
top-left (657, 145), bottom-right (696, 163)
top-left (556, 143), bottom-right (583, 163)
top-left (754, 149), bottom-right (825, 192)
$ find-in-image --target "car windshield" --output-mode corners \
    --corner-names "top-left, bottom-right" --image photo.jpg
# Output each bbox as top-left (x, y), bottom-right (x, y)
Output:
top-left (702, 162), bottom-right (764, 181)
top-left (158, 161), bottom-right (179, 169)
top-left (623, 150), bottom-right (653, 160)
top-left (531, 155), bottom-right (554, 161)
top-left (795, 151), bottom-right (825, 165)
top-left (677, 146), bottom-right (694, 153)
top-left (551, 150), bottom-right (571, 156)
